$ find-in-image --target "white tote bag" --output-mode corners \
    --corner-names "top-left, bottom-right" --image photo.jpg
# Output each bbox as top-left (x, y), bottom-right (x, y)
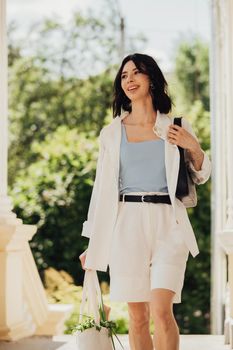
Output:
top-left (75, 270), bottom-right (114, 350)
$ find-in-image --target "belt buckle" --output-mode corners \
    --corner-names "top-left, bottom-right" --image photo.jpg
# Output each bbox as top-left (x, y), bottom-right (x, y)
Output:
top-left (142, 195), bottom-right (151, 202)
top-left (142, 194), bottom-right (158, 203)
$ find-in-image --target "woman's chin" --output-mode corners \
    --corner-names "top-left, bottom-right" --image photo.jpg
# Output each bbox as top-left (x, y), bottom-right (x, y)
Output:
top-left (128, 94), bottom-right (150, 103)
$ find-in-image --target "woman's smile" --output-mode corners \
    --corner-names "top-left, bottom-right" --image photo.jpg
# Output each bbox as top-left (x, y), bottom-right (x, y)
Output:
top-left (127, 84), bottom-right (140, 92)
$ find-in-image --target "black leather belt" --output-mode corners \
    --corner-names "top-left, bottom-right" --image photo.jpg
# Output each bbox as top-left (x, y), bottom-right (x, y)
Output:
top-left (119, 194), bottom-right (171, 204)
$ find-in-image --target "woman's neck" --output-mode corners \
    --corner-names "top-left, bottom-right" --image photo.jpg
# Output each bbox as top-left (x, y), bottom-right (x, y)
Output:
top-left (129, 99), bottom-right (157, 125)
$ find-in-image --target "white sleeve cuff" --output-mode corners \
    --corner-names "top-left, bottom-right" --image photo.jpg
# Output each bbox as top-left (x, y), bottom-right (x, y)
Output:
top-left (188, 150), bottom-right (211, 185)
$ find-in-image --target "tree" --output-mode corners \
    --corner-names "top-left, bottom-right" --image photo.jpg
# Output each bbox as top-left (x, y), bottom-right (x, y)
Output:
top-left (8, 60), bottom-right (113, 184)
top-left (174, 38), bottom-right (209, 111)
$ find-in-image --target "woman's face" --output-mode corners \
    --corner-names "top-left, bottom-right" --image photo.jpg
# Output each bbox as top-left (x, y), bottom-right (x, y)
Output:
top-left (120, 60), bottom-right (150, 102)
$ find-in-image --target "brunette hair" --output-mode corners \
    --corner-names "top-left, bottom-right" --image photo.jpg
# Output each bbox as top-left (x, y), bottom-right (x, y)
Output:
top-left (112, 53), bottom-right (173, 118)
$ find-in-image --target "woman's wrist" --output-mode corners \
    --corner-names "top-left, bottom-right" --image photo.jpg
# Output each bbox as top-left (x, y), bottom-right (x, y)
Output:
top-left (187, 145), bottom-right (204, 171)
top-left (189, 150), bottom-right (204, 162)
top-left (187, 142), bottom-right (203, 160)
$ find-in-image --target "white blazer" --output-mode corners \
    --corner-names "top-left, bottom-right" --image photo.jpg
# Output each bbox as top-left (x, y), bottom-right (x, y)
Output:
top-left (82, 110), bottom-right (211, 272)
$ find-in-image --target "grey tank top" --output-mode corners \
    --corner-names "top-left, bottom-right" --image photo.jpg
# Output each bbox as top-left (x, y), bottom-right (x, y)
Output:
top-left (119, 123), bottom-right (168, 194)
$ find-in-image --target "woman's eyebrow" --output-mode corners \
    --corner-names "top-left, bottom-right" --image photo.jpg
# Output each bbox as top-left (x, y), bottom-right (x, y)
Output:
top-left (121, 67), bottom-right (138, 75)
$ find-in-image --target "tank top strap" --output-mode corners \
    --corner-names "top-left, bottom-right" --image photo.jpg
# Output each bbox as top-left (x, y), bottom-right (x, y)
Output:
top-left (121, 123), bottom-right (127, 142)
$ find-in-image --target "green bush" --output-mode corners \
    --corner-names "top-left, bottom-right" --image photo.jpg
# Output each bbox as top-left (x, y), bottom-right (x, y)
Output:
top-left (9, 126), bottom-right (99, 285)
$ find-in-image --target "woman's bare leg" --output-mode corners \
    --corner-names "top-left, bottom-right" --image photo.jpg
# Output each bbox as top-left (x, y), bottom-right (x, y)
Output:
top-left (150, 288), bottom-right (179, 350)
top-left (127, 301), bottom-right (153, 350)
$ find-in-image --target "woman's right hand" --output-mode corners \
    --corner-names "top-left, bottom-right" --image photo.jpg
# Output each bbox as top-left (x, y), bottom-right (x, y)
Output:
top-left (79, 249), bottom-right (88, 270)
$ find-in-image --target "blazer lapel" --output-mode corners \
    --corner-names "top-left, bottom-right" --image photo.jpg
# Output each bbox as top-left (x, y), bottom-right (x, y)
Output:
top-left (165, 141), bottom-right (180, 206)
top-left (105, 111), bottom-right (128, 185)
top-left (154, 111), bottom-right (180, 206)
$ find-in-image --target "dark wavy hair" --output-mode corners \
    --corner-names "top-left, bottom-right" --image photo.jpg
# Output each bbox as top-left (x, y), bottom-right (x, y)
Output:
top-left (112, 53), bottom-right (173, 118)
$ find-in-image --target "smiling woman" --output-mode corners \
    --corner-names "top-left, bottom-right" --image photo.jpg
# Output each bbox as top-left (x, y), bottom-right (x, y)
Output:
top-left (79, 52), bottom-right (211, 350)
top-left (113, 53), bottom-right (172, 118)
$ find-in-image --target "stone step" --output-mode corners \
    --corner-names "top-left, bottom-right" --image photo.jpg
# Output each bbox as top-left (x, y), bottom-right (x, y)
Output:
top-left (0, 334), bottom-right (228, 350)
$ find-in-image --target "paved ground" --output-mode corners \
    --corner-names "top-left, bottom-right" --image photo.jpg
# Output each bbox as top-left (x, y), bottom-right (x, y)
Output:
top-left (0, 334), bottom-right (229, 350)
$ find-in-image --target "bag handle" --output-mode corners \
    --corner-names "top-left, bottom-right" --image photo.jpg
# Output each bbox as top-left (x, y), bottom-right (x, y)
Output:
top-left (79, 270), bottom-right (102, 325)
top-left (173, 117), bottom-right (189, 198)
top-left (173, 118), bottom-right (188, 166)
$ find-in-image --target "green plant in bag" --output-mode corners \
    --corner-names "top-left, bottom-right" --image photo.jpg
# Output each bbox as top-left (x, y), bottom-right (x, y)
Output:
top-left (72, 289), bottom-right (124, 350)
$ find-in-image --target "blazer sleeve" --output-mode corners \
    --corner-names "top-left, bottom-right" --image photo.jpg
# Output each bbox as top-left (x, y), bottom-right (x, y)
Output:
top-left (182, 118), bottom-right (211, 185)
top-left (81, 128), bottom-right (106, 238)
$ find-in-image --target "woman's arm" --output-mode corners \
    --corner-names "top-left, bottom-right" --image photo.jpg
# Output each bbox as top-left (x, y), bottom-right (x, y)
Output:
top-left (167, 118), bottom-right (211, 185)
top-left (182, 118), bottom-right (211, 184)
top-left (186, 147), bottom-right (204, 172)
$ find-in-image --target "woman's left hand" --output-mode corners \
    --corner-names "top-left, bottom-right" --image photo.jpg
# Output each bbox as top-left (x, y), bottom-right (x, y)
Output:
top-left (167, 124), bottom-right (204, 171)
top-left (167, 124), bottom-right (200, 152)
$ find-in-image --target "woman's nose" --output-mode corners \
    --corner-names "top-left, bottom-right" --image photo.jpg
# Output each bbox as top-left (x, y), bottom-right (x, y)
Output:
top-left (127, 74), bottom-right (134, 83)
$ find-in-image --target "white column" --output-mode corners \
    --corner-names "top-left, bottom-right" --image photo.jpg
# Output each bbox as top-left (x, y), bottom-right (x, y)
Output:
top-left (0, 0), bottom-right (21, 224)
top-left (221, 8), bottom-right (233, 343)
top-left (225, 0), bottom-right (233, 230)
top-left (211, 0), bottom-right (233, 344)
top-left (210, 0), bottom-right (227, 335)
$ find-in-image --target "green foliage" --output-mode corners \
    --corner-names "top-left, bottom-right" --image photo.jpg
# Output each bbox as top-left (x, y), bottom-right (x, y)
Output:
top-left (8, 59), bottom-right (113, 184)
top-left (44, 267), bottom-right (83, 304)
top-left (9, 126), bottom-right (98, 282)
top-left (174, 38), bottom-right (209, 111)
top-left (175, 178), bottom-right (211, 333)
top-left (73, 318), bottom-right (116, 335)
top-left (73, 312), bottom-right (119, 349)
top-left (172, 38), bottom-right (211, 334)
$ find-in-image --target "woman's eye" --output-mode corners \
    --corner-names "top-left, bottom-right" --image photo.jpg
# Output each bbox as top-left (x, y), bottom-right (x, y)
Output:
top-left (121, 75), bottom-right (126, 79)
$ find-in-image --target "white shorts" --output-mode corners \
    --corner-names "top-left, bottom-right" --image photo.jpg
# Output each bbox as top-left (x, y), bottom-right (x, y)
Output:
top-left (108, 191), bottom-right (190, 304)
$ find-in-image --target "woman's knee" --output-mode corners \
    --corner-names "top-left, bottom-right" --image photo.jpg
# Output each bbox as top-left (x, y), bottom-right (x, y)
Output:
top-left (127, 302), bottom-right (150, 330)
top-left (152, 306), bottom-right (174, 330)
top-left (150, 289), bottom-right (176, 332)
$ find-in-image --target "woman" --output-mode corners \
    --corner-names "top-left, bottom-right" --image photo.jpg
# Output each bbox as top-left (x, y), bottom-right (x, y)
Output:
top-left (79, 53), bottom-right (211, 350)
